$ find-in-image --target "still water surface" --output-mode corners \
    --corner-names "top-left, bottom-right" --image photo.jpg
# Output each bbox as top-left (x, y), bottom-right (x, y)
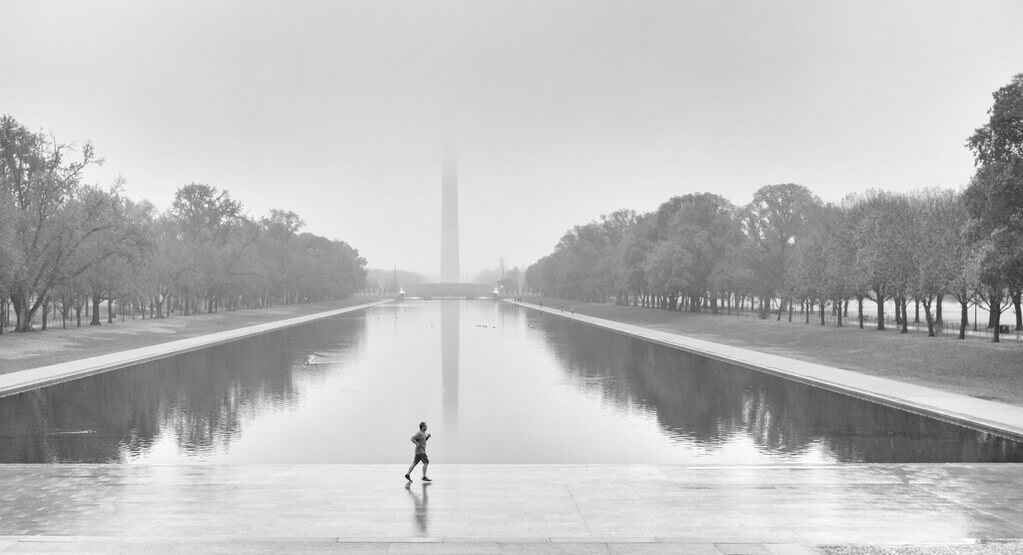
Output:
top-left (1, 300), bottom-right (1021, 463)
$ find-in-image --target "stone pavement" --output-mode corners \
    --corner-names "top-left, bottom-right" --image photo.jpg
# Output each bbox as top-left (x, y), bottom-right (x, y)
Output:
top-left (508, 301), bottom-right (1023, 443)
top-left (0, 464), bottom-right (1021, 552)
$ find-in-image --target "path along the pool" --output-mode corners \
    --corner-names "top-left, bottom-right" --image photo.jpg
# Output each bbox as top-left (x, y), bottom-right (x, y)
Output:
top-left (508, 300), bottom-right (1023, 444)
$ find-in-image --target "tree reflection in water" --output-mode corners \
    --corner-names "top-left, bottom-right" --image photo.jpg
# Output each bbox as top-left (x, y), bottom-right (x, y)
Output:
top-left (540, 315), bottom-right (1023, 463)
top-left (2, 306), bottom-right (1021, 464)
top-left (0, 316), bottom-right (365, 463)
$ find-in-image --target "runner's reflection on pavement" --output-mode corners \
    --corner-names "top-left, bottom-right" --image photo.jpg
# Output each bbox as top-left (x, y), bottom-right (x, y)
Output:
top-left (405, 481), bottom-right (431, 535)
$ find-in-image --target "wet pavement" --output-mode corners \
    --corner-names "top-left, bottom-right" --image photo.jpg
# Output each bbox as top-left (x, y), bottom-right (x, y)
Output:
top-left (0, 464), bottom-right (1020, 551)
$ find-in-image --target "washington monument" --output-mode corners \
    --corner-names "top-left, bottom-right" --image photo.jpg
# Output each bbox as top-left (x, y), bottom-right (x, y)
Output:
top-left (440, 151), bottom-right (459, 282)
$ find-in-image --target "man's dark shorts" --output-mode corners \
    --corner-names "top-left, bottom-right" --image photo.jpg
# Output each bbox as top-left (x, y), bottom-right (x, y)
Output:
top-left (414, 453), bottom-right (429, 464)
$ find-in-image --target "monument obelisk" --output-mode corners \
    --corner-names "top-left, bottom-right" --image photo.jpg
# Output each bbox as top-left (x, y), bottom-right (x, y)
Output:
top-left (440, 149), bottom-right (459, 431)
top-left (440, 150), bottom-right (459, 282)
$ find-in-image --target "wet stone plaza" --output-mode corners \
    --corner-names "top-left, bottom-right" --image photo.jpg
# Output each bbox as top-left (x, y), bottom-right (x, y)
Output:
top-left (0, 463), bottom-right (1022, 552)
top-left (1, 301), bottom-right (1022, 551)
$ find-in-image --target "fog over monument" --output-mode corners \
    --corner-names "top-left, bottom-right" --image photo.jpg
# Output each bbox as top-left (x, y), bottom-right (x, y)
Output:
top-left (4, 2), bottom-right (1020, 276)
top-left (440, 151), bottom-right (459, 283)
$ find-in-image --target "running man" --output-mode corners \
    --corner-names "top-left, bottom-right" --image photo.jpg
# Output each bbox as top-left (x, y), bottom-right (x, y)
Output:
top-left (405, 422), bottom-right (432, 482)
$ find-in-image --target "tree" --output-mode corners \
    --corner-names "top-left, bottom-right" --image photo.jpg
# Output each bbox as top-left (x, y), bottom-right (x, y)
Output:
top-left (848, 191), bottom-right (916, 332)
top-left (905, 190), bottom-right (975, 339)
top-left (974, 231), bottom-right (1022, 342)
top-left (0, 193), bottom-right (17, 333)
top-left (642, 240), bottom-right (692, 310)
top-left (0, 115), bottom-right (104, 331)
top-left (709, 240), bottom-right (755, 315)
top-left (665, 194), bottom-right (739, 312)
top-left (912, 190), bottom-right (966, 336)
top-left (170, 183), bottom-right (243, 241)
top-left (968, 73), bottom-right (1023, 168)
top-left (1, 114), bottom-right (367, 331)
top-left (790, 203), bottom-right (832, 326)
top-left (822, 203), bottom-right (863, 328)
top-left (496, 267), bottom-right (522, 294)
top-left (262, 208), bottom-right (304, 240)
top-left (524, 214), bottom-right (639, 303)
top-left (595, 210), bottom-right (639, 303)
top-left (742, 184), bottom-right (821, 318)
top-left (169, 184), bottom-right (248, 313)
top-left (965, 74), bottom-right (1023, 341)
top-left (288, 234), bottom-right (366, 301)
top-left (71, 185), bottom-right (152, 325)
top-left (611, 215), bottom-right (655, 306)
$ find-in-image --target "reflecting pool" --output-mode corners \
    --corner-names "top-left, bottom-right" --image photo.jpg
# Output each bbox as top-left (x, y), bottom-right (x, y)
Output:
top-left (1, 300), bottom-right (1021, 463)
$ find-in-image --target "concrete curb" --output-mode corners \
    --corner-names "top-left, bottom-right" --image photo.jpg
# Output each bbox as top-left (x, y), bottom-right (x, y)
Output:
top-left (0, 300), bottom-right (391, 399)
top-left (508, 299), bottom-right (1023, 443)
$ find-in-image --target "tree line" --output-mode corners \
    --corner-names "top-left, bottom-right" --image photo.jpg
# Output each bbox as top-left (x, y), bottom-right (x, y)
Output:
top-left (364, 268), bottom-right (430, 293)
top-left (526, 74), bottom-right (1023, 342)
top-left (0, 115), bottom-right (367, 333)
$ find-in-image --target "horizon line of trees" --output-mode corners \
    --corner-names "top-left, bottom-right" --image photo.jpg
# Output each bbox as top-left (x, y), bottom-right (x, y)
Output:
top-left (0, 114), bottom-right (367, 334)
top-left (526, 74), bottom-right (1023, 343)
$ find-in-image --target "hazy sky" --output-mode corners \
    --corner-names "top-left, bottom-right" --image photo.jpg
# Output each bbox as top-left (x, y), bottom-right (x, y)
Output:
top-left (3, 1), bottom-right (1022, 278)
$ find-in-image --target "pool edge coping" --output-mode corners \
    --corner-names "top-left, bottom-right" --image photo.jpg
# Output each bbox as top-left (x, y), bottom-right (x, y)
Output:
top-left (506, 299), bottom-right (1023, 443)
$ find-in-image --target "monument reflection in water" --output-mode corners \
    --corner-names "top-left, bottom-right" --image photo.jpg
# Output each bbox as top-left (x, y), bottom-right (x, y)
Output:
top-left (441, 299), bottom-right (458, 434)
top-left (0, 301), bottom-right (1021, 464)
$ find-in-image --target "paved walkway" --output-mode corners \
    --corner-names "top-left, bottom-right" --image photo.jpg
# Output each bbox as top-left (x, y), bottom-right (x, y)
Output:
top-left (508, 301), bottom-right (1023, 443)
top-left (0, 464), bottom-right (1021, 552)
top-left (0, 300), bottom-right (389, 399)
